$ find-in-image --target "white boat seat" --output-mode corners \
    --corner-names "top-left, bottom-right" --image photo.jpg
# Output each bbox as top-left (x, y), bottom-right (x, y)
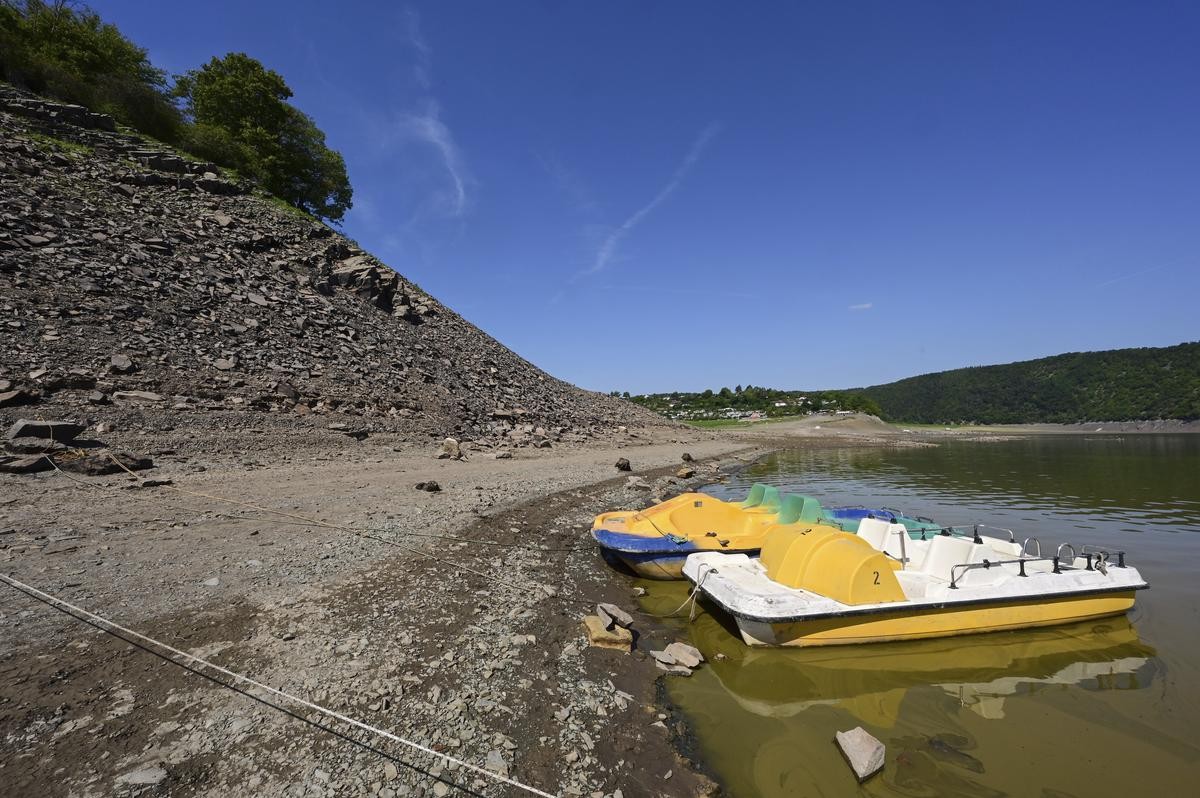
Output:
top-left (919, 535), bottom-right (980, 581)
top-left (856, 518), bottom-right (891, 551)
top-left (985, 538), bottom-right (1023, 558)
top-left (857, 518), bottom-right (923, 567)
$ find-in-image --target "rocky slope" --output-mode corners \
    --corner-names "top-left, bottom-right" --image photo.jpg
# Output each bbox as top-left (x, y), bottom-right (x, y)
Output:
top-left (0, 85), bottom-right (665, 451)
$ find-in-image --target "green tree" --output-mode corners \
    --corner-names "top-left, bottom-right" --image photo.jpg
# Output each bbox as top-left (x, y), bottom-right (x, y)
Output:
top-left (0, 0), bottom-right (181, 140)
top-left (176, 52), bottom-right (352, 222)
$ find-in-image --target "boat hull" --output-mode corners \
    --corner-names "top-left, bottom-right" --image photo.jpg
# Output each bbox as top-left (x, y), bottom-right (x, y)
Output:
top-left (613, 549), bottom-right (763, 580)
top-left (731, 590), bottom-right (1139, 647)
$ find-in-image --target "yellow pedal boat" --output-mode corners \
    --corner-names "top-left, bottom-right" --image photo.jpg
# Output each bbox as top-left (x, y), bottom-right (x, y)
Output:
top-left (592, 487), bottom-right (838, 579)
top-left (682, 518), bottom-right (1148, 647)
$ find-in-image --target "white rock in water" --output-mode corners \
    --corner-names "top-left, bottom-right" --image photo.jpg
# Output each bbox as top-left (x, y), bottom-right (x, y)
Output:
top-left (654, 660), bottom-right (692, 676)
top-left (663, 641), bottom-right (703, 668)
top-left (648, 648), bottom-right (676, 666)
top-left (835, 726), bottom-right (885, 782)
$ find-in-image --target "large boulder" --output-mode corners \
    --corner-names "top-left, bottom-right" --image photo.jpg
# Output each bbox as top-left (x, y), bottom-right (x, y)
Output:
top-left (6, 419), bottom-right (85, 443)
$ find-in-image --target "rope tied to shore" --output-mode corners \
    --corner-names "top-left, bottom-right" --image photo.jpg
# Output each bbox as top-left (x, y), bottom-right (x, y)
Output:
top-left (0, 572), bottom-right (558, 798)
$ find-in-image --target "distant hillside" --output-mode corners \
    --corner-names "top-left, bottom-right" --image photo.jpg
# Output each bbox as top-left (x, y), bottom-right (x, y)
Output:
top-left (860, 343), bottom-right (1200, 424)
top-left (625, 386), bottom-right (880, 421)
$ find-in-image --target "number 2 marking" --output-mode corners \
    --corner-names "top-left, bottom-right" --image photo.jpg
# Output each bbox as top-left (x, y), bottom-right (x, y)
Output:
top-left (873, 571), bottom-right (880, 585)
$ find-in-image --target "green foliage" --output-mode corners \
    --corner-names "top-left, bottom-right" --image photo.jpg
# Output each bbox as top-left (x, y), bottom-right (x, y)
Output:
top-left (0, 0), bottom-right (181, 140)
top-left (176, 53), bottom-right (352, 222)
top-left (860, 342), bottom-right (1200, 423)
top-left (178, 122), bottom-right (254, 171)
top-left (1, 5), bottom-right (352, 223)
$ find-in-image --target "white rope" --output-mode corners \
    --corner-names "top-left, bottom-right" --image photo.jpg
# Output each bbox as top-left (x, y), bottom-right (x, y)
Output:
top-left (645, 563), bottom-right (715, 620)
top-left (0, 572), bottom-right (557, 798)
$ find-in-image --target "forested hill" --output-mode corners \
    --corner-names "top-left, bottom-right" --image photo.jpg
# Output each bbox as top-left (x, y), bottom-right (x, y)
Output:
top-left (860, 342), bottom-right (1200, 424)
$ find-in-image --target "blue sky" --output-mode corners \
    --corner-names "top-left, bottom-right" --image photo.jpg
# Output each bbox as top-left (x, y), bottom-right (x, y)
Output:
top-left (91, 1), bottom-right (1200, 393)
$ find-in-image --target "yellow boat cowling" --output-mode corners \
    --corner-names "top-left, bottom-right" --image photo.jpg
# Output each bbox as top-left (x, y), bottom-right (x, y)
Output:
top-left (760, 526), bottom-right (906, 605)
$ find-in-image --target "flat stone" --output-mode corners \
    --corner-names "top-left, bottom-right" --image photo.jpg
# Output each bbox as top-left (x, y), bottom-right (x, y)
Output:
top-left (112, 390), bottom-right (163, 403)
top-left (213, 358), bottom-right (236, 370)
top-left (676, 467), bottom-right (696, 479)
top-left (203, 577), bottom-right (220, 587)
top-left (596, 603), bottom-right (633, 630)
top-left (5, 438), bottom-right (68, 455)
top-left (582, 615), bottom-right (632, 652)
top-left (0, 455), bottom-right (53, 474)
top-left (115, 766), bottom-right (167, 786)
top-left (654, 660), bottom-right (693, 676)
top-left (835, 726), bottom-right (885, 782)
top-left (7, 419), bottom-right (84, 442)
top-left (649, 649), bottom-right (677, 666)
top-left (663, 641), bottom-right (703, 668)
top-left (485, 749), bottom-right (509, 778)
top-left (414, 481), bottom-right (441, 492)
top-left (0, 389), bottom-right (36, 408)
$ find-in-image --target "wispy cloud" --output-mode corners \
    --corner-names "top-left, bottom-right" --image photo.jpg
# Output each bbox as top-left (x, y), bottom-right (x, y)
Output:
top-left (394, 101), bottom-right (469, 217)
top-left (582, 123), bottom-right (721, 276)
top-left (849, 302), bottom-right (873, 311)
top-left (356, 9), bottom-right (469, 224)
top-left (402, 7), bottom-right (433, 90)
top-left (1094, 263), bottom-right (1167, 290)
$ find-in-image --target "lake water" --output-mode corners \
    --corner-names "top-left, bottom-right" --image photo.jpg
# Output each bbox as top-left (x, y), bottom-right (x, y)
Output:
top-left (637, 435), bottom-right (1200, 797)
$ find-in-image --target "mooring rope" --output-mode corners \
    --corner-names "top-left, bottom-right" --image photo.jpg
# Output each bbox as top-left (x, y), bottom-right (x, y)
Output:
top-left (0, 572), bottom-right (557, 798)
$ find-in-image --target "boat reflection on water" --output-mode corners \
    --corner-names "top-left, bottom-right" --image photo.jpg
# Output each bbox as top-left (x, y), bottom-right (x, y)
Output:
top-left (688, 605), bottom-right (1157, 728)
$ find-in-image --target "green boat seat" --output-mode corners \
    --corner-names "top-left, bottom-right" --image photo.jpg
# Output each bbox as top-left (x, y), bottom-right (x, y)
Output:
top-left (739, 483), bottom-right (768, 508)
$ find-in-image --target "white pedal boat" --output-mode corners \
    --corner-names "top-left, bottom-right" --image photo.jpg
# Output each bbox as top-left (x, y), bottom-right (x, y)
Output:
top-left (681, 518), bottom-right (1148, 647)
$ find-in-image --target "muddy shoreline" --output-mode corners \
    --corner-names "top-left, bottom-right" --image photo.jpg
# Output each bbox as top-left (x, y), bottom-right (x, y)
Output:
top-left (0, 418), bottom-right (740, 797)
top-left (0, 412), bottom-right (936, 798)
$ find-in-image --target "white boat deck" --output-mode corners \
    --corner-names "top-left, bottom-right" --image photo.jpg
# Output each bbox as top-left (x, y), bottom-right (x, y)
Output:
top-left (682, 522), bottom-right (1148, 623)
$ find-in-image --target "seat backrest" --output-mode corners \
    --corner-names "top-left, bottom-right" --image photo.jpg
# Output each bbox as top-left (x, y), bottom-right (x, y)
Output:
top-left (739, 483), bottom-right (767, 508)
top-left (775, 494), bottom-right (803, 525)
top-left (775, 494), bottom-right (823, 525)
top-left (757, 485), bottom-right (782, 512)
top-left (879, 523), bottom-right (914, 562)
top-left (985, 538), bottom-right (1023, 558)
top-left (797, 495), bottom-right (822, 523)
top-left (919, 535), bottom-right (979, 581)
top-left (857, 518), bottom-right (891, 551)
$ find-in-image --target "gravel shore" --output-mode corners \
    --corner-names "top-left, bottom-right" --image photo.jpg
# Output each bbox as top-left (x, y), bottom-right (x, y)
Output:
top-left (2, 418), bottom-right (804, 798)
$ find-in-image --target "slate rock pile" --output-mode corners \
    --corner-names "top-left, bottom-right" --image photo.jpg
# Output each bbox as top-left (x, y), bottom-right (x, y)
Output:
top-left (0, 85), bottom-right (666, 447)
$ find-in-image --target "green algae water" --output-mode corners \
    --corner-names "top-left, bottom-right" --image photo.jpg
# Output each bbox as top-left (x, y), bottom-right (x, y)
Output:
top-left (639, 435), bottom-right (1200, 797)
